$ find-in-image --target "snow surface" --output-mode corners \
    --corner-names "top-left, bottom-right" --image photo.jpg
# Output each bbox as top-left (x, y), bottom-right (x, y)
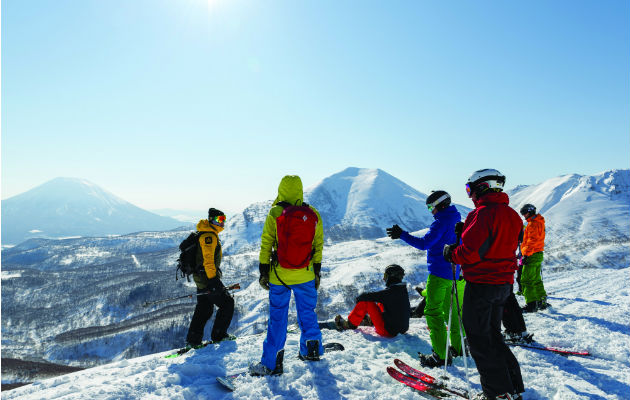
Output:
top-left (5, 265), bottom-right (629, 400)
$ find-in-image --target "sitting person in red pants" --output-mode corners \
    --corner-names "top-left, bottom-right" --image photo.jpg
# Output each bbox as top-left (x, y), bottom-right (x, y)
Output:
top-left (334, 264), bottom-right (411, 337)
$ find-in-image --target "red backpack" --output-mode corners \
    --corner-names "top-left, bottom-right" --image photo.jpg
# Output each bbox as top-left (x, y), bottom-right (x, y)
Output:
top-left (275, 202), bottom-right (318, 269)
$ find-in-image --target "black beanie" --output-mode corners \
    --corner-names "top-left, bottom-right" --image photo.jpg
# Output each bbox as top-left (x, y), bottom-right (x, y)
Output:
top-left (208, 208), bottom-right (225, 220)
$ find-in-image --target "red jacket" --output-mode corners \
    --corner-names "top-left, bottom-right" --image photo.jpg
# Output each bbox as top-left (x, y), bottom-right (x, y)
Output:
top-left (451, 192), bottom-right (522, 284)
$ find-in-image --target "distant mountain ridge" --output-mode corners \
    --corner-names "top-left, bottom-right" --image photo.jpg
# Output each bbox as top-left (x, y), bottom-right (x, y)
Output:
top-left (1, 178), bottom-right (185, 245)
top-left (507, 169), bottom-right (630, 270)
top-left (221, 167), bottom-right (471, 253)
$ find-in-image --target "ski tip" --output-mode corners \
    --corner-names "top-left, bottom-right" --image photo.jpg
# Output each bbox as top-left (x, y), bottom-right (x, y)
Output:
top-left (216, 376), bottom-right (236, 391)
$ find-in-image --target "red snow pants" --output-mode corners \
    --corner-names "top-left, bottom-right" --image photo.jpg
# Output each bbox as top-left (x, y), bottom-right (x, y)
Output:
top-left (348, 301), bottom-right (393, 337)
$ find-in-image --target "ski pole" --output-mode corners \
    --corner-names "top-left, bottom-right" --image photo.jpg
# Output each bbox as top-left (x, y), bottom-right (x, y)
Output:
top-left (142, 283), bottom-right (241, 307)
top-left (444, 281), bottom-right (455, 372)
top-left (450, 225), bottom-right (471, 399)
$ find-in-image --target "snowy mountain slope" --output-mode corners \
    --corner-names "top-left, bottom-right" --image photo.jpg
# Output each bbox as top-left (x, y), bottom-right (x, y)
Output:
top-left (1, 168), bottom-right (628, 393)
top-left (1, 178), bottom-right (185, 245)
top-left (508, 169), bottom-right (630, 270)
top-left (4, 265), bottom-right (629, 400)
top-left (222, 167), bottom-right (471, 253)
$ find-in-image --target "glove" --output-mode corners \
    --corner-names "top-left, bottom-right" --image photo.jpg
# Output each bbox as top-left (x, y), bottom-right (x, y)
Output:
top-left (454, 222), bottom-right (464, 237)
top-left (386, 224), bottom-right (403, 240)
top-left (259, 263), bottom-right (270, 291)
top-left (313, 263), bottom-right (321, 290)
top-left (206, 276), bottom-right (223, 293)
top-left (443, 244), bottom-right (457, 263)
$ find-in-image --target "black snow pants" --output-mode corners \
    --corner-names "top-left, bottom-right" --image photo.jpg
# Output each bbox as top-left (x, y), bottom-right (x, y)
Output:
top-left (186, 285), bottom-right (234, 344)
top-left (502, 290), bottom-right (527, 333)
top-left (462, 282), bottom-right (524, 398)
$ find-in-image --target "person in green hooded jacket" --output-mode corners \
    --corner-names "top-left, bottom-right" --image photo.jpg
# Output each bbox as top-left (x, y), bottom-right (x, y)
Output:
top-left (249, 175), bottom-right (325, 376)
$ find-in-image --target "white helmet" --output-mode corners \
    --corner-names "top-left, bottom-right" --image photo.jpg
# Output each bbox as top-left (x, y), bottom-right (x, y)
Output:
top-left (466, 169), bottom-right (505, 197)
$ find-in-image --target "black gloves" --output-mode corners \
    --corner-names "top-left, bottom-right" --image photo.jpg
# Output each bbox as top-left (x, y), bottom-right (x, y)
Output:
top-left (259, 263), bottom-right (270, 291)
top-left (206, 276), bottom-right (223, 292)
top-left (443, 244), bottom-right (457, 263)
top-left (386, 224), bottom-right (403, 239)
top-left (454, 222), bottom-right (464, 237)
top-left (313, 263), bottom-right (321, 290)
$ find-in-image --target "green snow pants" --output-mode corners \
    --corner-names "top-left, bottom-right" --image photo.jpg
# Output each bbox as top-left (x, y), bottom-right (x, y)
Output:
top-left (521, 251), bottom-right (547, 304)
top-left (424, 274), bottom-right (466, 360)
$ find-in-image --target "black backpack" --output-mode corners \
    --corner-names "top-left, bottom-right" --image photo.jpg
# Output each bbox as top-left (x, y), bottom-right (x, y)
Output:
top-left (176, 232), bottom-right (201, 281)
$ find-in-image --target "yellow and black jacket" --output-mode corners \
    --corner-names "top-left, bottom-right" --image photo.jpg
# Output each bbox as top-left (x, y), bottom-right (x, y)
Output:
top-left (193, 219), bottom-right (224, 290)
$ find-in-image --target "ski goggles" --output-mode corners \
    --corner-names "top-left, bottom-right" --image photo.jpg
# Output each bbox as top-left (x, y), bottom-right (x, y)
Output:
top-left (465, 183), bottom-right (473, 198)
top-left (211, 215), bottom-right (226, 227)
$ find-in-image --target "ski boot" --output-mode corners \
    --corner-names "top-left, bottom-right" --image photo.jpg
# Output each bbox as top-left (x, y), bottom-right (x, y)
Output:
top-left (419, 350), bottom-right (452, 368)
top-left (503, 331), bottom-right (534, 344)
top-left (521, 301), bottom-right (538, 313)
top-left (537, 297), bottom-right (550, 310)
top-left (334, 315), bottom-right (357, 331)
top-left (298, 340), bottom-right (321, 361)
top-left (249, 350), bottom-right (284, 376)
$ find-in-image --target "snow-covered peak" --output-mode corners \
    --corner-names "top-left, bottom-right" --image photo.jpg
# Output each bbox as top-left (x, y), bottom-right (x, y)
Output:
top-left (1, 178), bottom-right (184, 245)
top-left (222, 167), bottom-right (470, 252)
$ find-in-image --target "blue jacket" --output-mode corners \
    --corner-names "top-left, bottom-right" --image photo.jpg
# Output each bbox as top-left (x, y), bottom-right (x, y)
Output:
top-left (400, 205), bottom-right (462, 280)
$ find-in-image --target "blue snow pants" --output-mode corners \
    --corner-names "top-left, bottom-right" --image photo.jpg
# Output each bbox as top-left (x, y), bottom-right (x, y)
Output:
top-left (261, 280), bottom-right (324, 370)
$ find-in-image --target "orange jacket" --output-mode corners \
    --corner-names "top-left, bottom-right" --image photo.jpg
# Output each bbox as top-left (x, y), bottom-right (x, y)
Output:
top-left (521, 214), bottom-right (545, 256)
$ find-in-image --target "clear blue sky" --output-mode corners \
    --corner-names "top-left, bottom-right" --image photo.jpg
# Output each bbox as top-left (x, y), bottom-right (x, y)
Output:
top-left (2, 0), bottom-right (629, 214)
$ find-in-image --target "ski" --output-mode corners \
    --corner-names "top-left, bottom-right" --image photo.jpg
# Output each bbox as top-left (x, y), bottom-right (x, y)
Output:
top-left (393, 359), bottom-right (469, 399)
top-left (216, 370), bottom-right (248, 391)
top-left (508, 342), bottom-right (590, 357)
top-left (164, 335), bottom-right (237, 359)
top-left (386, 367), bottom-right (446, 399)
top-left (216, 342), bottom-right (345, 391)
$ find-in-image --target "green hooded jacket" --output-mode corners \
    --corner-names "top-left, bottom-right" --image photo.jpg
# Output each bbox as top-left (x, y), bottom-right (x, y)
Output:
top-left (259, 175), bottom-right (324, 286)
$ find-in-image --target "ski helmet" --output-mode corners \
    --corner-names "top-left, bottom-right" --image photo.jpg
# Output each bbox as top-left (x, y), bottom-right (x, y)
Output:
top-left (520, 204), bottom-right (536, 216)
top-left (208, 208), bottom-right (226, 228)
top-left (426, 190), bottom-right (451, 212)
top-left (383, 264), bottom-right (405, 282)
top-left (466, 168), bottom-right (506, 198)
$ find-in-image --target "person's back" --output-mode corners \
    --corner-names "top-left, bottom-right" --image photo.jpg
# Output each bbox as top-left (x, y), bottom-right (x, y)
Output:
top-left (356, 279), bottom-right (411, 335)
top-left (250, 175), bottom-right (325, 377)
top-left (455, 192), bottom-right (522, 284)
top-left (335, 264), bottom-right (411, 337)
top-left (446, 168), bottom-right (525, 400)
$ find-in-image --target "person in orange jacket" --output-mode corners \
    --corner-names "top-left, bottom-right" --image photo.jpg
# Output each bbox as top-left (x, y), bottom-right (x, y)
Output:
top-left (519, 204), bottom-right (548, 312)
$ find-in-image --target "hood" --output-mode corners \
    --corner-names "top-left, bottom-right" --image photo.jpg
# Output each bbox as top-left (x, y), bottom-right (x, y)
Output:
top-left (273, 175), bottom-right (304, 206)
top-left (473, 191), bottom-right (510, 208)
top-left (197, 219), bottom-right (224, 234)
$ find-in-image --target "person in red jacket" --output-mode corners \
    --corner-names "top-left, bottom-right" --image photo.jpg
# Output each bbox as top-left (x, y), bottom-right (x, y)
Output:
top-left (443, 169), bottom-right (524, 400)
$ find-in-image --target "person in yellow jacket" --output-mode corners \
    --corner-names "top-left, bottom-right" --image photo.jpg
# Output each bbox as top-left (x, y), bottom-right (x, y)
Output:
top-left (185, 208), bottom-right (235, 346)
top-left (249, 175), bottom-right (325, 376)
top-left (519, 204), bottom-right (548, 312)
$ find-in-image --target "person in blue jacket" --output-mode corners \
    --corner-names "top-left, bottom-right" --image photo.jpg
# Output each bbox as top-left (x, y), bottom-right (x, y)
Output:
top-left (387, 190), bottom-right (465, 367)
